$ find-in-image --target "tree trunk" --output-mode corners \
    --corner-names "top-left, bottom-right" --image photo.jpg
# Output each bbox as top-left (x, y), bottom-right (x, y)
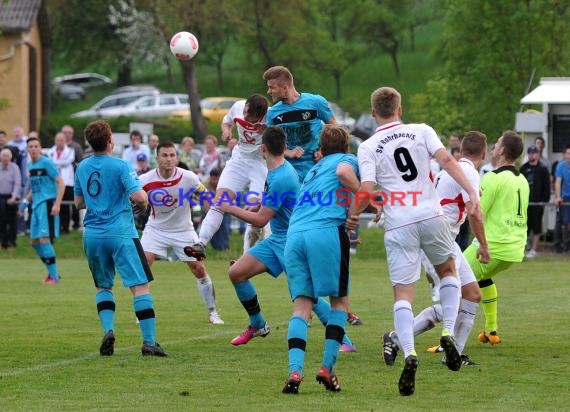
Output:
top-left (254, 0), bottom-right (274, 68)
top-left (390, 48), bottom-right (401, 79)
top-left (216, 58), bottom-right (224, 90)
top-left (117, 60), bottom-right (132, 86)
top-left (181, 59), bottom-right (207, 141)
top-left (333, 71), bottom-right (342, 101)
top-left (409, 24), bottom-right (415, 52)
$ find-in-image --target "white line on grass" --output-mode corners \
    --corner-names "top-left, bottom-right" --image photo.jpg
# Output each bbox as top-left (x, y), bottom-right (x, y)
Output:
top-left (1, 326), bottom-right (279, 379)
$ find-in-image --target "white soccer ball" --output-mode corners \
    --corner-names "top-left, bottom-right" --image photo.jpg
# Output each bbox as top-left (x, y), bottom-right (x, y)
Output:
top-left (169, 31), bottom-right (199, 61)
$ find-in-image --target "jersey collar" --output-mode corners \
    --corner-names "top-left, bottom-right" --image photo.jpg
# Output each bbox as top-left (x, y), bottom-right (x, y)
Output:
top-left (375, 121), bottom-right (403, 133)
top-left (458, 157), bottom-right (475, 168)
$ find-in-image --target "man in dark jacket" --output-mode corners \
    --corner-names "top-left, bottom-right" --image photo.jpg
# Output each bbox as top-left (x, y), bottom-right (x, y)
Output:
top-left (520, 145), bottom-right (551, 258)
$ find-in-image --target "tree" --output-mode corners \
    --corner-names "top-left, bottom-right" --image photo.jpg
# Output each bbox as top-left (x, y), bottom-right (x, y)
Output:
top-left (359, 0), bottom-right (412, 79)
top-left (424, 0), bottom-right (570, 137)
top-left (306, 0), bottom-right (369, 101)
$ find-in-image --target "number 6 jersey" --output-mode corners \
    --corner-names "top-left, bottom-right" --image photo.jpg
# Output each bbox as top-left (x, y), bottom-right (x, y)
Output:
top-left (358, 121), bottom-right (445, 231)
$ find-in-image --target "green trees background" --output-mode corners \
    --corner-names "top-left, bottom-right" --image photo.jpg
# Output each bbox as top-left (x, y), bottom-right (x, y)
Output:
top-left (46, 0), bottom-right (570, 140)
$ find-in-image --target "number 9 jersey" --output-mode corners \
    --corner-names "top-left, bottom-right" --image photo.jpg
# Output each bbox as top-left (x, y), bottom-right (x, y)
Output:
top-left (357, 121), bottom-right (444, 231)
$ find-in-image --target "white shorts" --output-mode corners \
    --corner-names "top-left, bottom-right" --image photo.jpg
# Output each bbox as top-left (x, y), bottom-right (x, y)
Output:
top-left (385, 215), bottom-right (455, 286)
top-left (140, 226), bottom-right (199, 262)
top-left (421, 242), bottom-right (477, 291)
top-left (217, 153), bottom-right (267, 200)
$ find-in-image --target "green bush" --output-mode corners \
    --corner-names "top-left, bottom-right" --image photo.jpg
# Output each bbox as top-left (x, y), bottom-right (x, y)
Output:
top-left (40, 113), bottom-right (222, 146)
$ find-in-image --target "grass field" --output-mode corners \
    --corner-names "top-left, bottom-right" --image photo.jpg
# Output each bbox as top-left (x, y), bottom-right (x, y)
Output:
top-left (1, 230), bottom-right (569, 411)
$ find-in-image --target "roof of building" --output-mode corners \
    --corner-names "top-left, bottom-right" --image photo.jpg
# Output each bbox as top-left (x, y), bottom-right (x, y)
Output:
top-left (0, 0), bottom-right (42, 33)
top-left (521, 78), bottom-right (570, 104)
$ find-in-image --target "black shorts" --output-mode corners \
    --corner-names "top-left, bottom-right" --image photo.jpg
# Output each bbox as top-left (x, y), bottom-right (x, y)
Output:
top-left (527, 205), bottom-right (544, 234)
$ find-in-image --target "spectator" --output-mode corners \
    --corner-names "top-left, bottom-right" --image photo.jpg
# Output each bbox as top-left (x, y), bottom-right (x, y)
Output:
top-left (148, 134), bottom-right (159, 168)
top-left (179, 136), bottom-right (199, 171)
top-left (202, 167), bottom-right (231, 251)
top-left (47, 132), bottom-right (75, 234)
top-left (136, 153), bottom-right (151, 175)
top-left (61, 125), bottom-right (83, 167)
top-left (61, 125), bottom-right (82, 229)
top-left (523, 136), bottom-right (551, 169)
top-left (554, 144), bottom-right (570, 253)
top-left (122, 130), bottom-right (150, 169)
top-left (451, 147), bottom-right (462, 161)
top-left (8, 126), bottom-right (28, 235)
top-left (0, 148), bottom-right (21, 248)
top-left (479, 143), bottom-right (496, 176)
top-left (7, 126), bottom-right (28, 192)
top-left (197, 135), bottom-right (223, 181)
top-left (447, 133), bottom-right (461, 152)
top-left (0, 130), bottom-right (18, 161)
top-left (223, 137), bottom-right (238, 162)
top-left (520, 145), bottom-right (551, 258)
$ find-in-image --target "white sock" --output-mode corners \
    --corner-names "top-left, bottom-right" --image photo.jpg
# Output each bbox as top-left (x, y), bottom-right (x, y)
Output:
top-left (439, 275), bottom-right (460, 334)
top-left (196, 275), bottom-right (216, 312)
top-left (454, 298), bottom-right (478, 354)
top-left (394, 300), bottom-right (415, 358)
top-left (243, 224), bottom-right (263, 253)
top-left (198, 208), bottom-right (224, 245)
top-left (413, 304), bottom-right (442, 336)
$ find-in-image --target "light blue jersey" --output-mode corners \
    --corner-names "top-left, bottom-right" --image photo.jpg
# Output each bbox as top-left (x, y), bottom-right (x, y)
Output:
top-left (263, 161), bottom-right (300, 237)
top-left (74, 155), bottom-right (141, 238)
top-left (288, 153), bottom-right (359, 233)
top-left (267, 93), bottom-right (333, 180)
top-left (29, 155), bottom-right (59, 205)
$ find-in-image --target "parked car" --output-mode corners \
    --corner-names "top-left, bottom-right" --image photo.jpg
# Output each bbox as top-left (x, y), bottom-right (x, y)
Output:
top-left (98, 93), bottom-right (189, 118)
top-left (52, 72), bottom-right (112, 101)
top-left (351, 113), bottom-right (376, 140)
top-left (170, 96), bottom-right (242, 123)
top-left (53, 83), bottom-right (86, 100)
top-left (329, 102), bottom-right (356, 131)
top-left (53, 72), bottom-right (112, 89)
top-left (71, 89), bottom-right (160, 118)
top-left (110, 84), bottom-right (160, 95)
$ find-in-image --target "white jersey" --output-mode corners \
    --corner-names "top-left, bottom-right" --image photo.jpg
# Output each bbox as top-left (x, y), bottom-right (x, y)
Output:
top-left (433, 158), bottom-right (480, 238)
top-left (358, 121), bottom-right (445, 230)
top-left (222, 100), bottom-right (265, 158)
top-left (139, 167), bottom-right (201, 233)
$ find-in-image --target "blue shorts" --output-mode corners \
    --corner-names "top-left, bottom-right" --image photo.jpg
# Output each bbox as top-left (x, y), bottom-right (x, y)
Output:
top-left (83, 236), bottom-right (153, 289)
top-left (30, 199), bottom-right (59, 241)
top-left (248, 235), bottom-right (286, 277)
top-left (285, 225), bottom-right (350, 300)
top-left (562, 198), bottom-right (570, 225)
top-left (287, 157), bottom-right (314, 183)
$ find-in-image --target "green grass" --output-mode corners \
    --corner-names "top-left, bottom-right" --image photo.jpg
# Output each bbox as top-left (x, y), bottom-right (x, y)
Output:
top-left (1, 229), bottom-right (569, 410)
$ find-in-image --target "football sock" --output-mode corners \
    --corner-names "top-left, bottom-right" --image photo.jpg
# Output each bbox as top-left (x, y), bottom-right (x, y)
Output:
top-left (313, 297), bottom-right (332, 325)
top-left (243, 224), bottom-right (263, 252)
top-left (34, 242), bottom-right (59, 279)
top-left (479, 279), bottom-right (498, 332)
top-left (454, 298), bottom-right (478, 354)
top-left (322, 309), bottom-right (346, 371)
top-left (196, 275), bottom-right (216, 312)
top-left (234, 281), bottom-right (265, 329)
top-left (439, 275), bottom-right (460, 334)
top-left (134, 294), bottom-right (156, 345)
top-left (96, 289), bottom-right (115, 333)
top-left (413, 304), bottom-right (442, 336)
top-left (394, 300), bottom-right (415, 358)
top-left (287, 315), bottom-right (308, 375)
top-left (198, 207), bottom-right (224, 246)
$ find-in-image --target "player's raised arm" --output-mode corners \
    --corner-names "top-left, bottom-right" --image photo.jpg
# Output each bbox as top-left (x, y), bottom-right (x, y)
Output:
top-left (434, 148), bottom-right (482, 222)
top-left (219, 202), bottom-right (276, 228)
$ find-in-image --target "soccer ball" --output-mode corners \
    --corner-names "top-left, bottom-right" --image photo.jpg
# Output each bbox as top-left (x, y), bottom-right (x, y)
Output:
top-left (169, 31), bottom-right (199, 60)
